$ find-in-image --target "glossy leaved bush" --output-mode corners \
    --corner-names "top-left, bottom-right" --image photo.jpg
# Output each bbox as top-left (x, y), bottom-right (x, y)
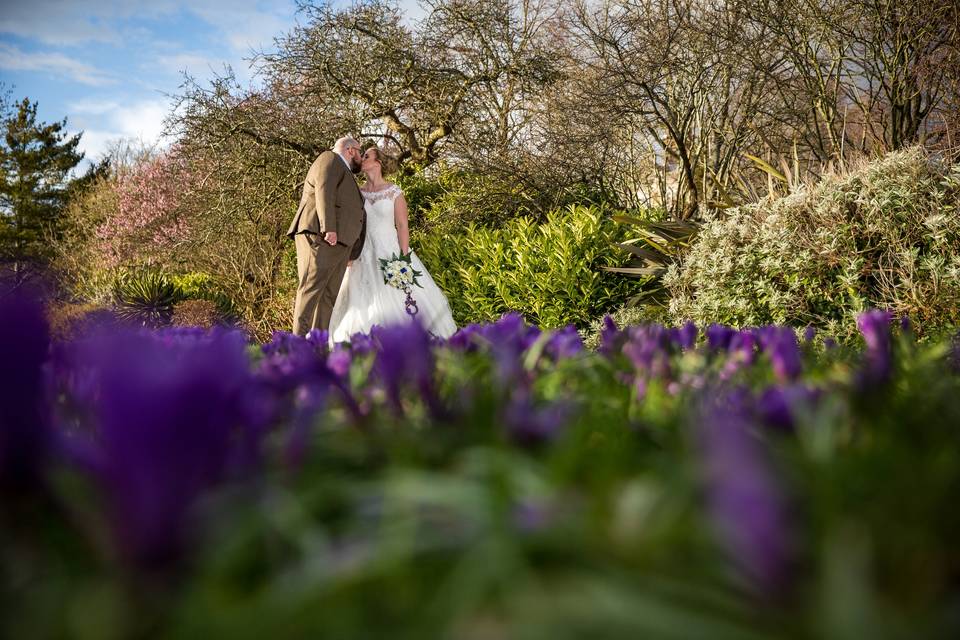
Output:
top-left (415, 204), bottom-right (647, 329)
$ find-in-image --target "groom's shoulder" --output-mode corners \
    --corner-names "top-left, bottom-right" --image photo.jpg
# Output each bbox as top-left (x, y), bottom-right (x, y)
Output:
top-left (312, 149), bottom-right (336, 166)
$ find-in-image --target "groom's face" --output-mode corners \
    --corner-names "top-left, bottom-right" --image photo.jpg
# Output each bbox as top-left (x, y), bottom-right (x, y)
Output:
top-left (346, 145), bottom-right (363, 173)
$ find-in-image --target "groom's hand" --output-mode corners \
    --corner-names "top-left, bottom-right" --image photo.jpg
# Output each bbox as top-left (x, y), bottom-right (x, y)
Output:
top-left (324, 231), bottom-right (338, 246)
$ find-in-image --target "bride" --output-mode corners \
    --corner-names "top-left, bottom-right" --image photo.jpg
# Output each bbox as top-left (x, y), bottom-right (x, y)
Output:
top-left (328, 146), bottom-right (458, 344)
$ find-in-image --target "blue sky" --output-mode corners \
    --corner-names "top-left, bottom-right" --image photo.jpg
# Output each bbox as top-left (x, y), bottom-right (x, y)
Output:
top-left (0, 1), bottom-right (422, 166)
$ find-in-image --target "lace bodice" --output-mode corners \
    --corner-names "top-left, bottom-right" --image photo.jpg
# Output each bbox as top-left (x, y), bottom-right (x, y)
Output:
top-left (361, 183), bottom-right (403, 206)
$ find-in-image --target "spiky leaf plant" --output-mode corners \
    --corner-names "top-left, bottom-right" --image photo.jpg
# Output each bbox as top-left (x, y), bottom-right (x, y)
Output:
top-left (112, 269), bottom-right (184, 327)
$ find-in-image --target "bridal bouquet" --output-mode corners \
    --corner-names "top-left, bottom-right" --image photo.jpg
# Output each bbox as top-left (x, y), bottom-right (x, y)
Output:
top-left (379, 251), bottom-right (423, 316)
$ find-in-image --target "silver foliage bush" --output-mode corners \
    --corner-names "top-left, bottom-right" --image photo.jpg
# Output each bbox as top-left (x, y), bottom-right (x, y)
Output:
top-left (665, 148), bottom-right (960, 339)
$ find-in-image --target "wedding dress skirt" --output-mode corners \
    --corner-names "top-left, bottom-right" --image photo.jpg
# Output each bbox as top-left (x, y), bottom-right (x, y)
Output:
top-left (329, 184), bottom-right (458, 344)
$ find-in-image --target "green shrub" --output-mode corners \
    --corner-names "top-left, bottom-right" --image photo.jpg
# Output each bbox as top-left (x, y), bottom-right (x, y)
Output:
top-left (665, 148), bottom-right (960, 339)
top-left (415, 204), bottom-right (648, 329)
top-left (169, 271), bottom-right (239, 319)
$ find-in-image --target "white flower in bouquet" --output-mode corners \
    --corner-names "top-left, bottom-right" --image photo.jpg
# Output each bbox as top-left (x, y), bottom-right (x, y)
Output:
top-left (379, 252), bottom-right (424, 316)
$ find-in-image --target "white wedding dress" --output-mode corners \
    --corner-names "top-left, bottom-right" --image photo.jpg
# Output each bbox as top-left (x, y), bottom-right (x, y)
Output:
top-left (329, 183), bottom-right (457, 344)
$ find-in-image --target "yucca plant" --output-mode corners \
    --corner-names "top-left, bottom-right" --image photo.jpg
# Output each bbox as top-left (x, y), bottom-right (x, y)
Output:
top-left (604, 215), bottom-right (700, 305)
top-left (112, 268), bottom-right (184, 327)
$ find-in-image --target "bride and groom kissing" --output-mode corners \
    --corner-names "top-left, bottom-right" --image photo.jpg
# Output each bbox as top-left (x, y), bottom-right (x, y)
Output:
top-left (286, 136), bottom-right (457, 342)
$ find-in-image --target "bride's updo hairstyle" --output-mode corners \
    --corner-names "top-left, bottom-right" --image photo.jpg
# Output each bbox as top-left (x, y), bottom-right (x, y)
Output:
top-left (368, 147), bottom-right (398, 176)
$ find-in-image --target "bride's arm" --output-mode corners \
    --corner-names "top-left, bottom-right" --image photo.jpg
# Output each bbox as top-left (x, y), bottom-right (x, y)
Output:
top-left (394, 192), bottom-right (410, 255)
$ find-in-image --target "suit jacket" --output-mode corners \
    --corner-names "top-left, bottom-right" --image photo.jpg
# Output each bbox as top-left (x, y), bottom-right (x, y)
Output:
top-left (287, 150), bottom-right (366, 255)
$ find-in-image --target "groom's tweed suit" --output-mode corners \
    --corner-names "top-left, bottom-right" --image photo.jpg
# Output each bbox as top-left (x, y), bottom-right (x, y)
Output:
top-left (287, 150), bottom-right (366, 336)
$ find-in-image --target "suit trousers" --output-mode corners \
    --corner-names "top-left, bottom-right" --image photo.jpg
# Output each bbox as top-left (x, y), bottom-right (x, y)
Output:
top-left (292, 233), bottom-right (350, 336)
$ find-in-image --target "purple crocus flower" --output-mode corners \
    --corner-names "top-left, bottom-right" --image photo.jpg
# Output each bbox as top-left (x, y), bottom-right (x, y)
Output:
top-left (326, 347), bottom-right (352, 378)
top-left (447, 323), bottom-right (482, 353)
top-left (346, 331), bottom-right (376, 356)
top-left (706, 324), bottom-right (737, 352)
top-left (261, 330), bottom-right (307, 357)
top-left (856, 310), bottom-right (893, 389)
top-left (622, 324), bottom-right (673, 397)
top-left (0, 292), bottom-right (52, 492)
top-left (87, 328), bottom-right (259, 571)
top-left (598, 315), bottom-right (625, 356)
top-left (372, 321), bottom-right (442, 417)
top-left (764, 327), bottom-right (802, 382)
top-left (305, 328), bottom-right (330, 354)
top-left (672, 320), bottom-right (698, 351)
top-left (546, 324), bottom-right (584, 361)
top-left (696, 392), bottom-right (795, 597)
top-left (503, 390), bottom-right (571, 448)
top-left (803, 326), bottom-right (817, 343)
top-left (477, 313), bottom-right (541, 388)
top-left (757, 385), bottom-right (820, 432)
top-left (284, 382), bottom-right (328, 470)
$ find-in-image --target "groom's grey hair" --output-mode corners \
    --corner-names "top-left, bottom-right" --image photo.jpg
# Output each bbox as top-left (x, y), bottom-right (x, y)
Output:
top-left (333, 136), bottom-right (360, 153)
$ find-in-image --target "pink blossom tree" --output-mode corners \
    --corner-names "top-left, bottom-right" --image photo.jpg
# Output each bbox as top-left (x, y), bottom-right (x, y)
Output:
top-left (95, 146), bottom-right (191, 268)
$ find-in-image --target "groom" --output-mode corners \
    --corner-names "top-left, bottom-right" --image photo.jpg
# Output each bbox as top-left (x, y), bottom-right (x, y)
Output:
top-left (287, 136), bottom-right (366, 336)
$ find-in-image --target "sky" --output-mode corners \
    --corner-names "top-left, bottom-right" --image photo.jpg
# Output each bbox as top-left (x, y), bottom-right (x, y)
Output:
top-left (0, 0), bottom-right (422, 167)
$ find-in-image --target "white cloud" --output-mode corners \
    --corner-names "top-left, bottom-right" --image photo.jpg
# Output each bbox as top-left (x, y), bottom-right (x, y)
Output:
top-left (0, 43), bottom-right (115, 86)
top-left (68, 98), bottom-right (122, 115)
top-left (72, 98), bottom-right (173, 162)
top-left (75, 128), bottom-right (123, 163)
top-left (113, 99), bottom-right (169, 141)
top-left (154, 52), bottom-right (234, 80)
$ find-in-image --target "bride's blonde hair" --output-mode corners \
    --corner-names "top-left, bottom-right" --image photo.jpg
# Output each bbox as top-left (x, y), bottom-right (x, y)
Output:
top-left (367, 147), bottom-right (398, 176)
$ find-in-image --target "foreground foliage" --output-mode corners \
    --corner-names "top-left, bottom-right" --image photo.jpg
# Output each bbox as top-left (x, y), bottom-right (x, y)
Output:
top-left (3, 290), bottom-right (960, 639)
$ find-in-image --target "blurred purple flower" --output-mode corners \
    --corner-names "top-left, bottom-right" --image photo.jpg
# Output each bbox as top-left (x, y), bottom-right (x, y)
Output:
top-left (670, 321), bottom-right (698, 351)
top-left (346, 331), bottom-right (376, 356)
top-left (503, 390), bottom-right (571, 448)
top-left (511, 498), bottom-right (556, 533)
top-left (706, 324), bottom-right (736, 352)
top-left (856, 310), bottom-right (893, 390)
top-left (757, 385), bottom-right (820, 432)
top-left (622, 324), bottom-right (672, 397)
top-left (761, 327), bottom-right (802, 382)
top-left (696, 392), bottom-right (795, 596)
top-left (0, 292), bottom-right (52, 492)
top-left (598, 315), bottom-right (625, 356)
top-left (326, 347), bottom-right (352, 378)
top-left (372, 321), bottom-right (442, 417)
top-left (803, 326), bottom-right (817, 343)
top-left (447, 323), bottom-right (482, 353)
top-left (899, 315), bottom-right (911, 334)
top-left (305, 328), bottom-right (330, 353)
top-left (86, 328), bottom-right (260, 570)
top-left (477, 313), bottom-right (541, 388)
top-left (546, 325), bottom-right (584, 360)
top-left (284, 383), bottom-right (328, 470)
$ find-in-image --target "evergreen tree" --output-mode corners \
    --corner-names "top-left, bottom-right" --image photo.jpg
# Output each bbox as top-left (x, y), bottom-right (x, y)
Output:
top-left (0, 97), bottom-right (84, 272)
